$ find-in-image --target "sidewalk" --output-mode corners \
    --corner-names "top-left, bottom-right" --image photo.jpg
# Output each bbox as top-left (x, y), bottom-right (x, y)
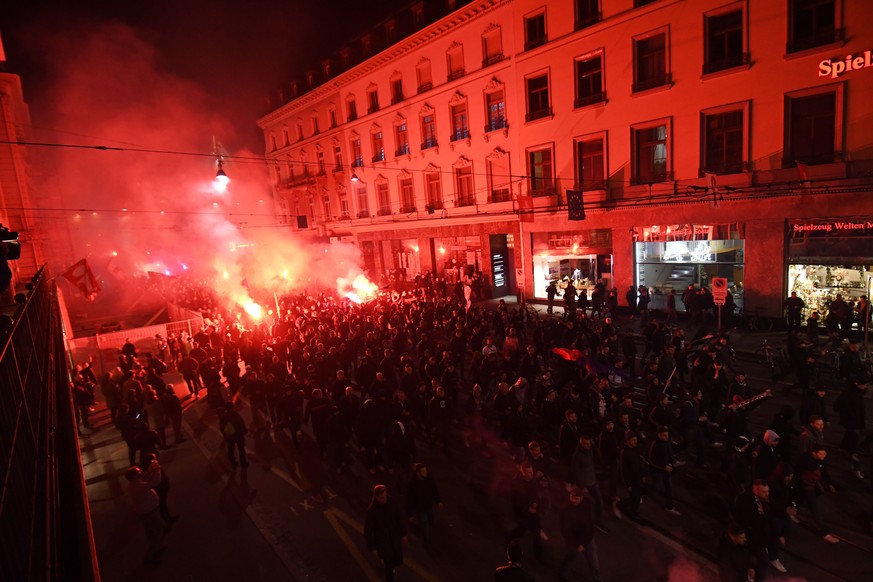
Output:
top-left (80, 379), bottom-right (295, 582)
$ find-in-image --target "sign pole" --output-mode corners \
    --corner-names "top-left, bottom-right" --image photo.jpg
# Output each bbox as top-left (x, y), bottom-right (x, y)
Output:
top-left (718, 305), bottom-right (722, 331)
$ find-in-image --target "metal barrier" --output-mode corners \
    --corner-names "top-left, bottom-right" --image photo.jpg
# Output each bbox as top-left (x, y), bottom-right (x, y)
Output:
top-left (0, 266), bottom-right (100, 581)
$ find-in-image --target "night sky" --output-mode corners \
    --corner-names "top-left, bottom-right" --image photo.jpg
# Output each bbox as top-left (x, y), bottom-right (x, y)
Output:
top-left (1, 0), bottom-right (410, 151)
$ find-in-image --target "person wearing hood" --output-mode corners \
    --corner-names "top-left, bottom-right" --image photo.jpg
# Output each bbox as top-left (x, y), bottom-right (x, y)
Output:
top-left (753, 430), bottom-right (780, 481)
top-left (769, 405), bottom-right (800, 463)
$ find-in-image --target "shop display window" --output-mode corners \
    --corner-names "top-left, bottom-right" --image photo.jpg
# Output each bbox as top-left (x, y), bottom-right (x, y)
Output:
top-left (788, 264), bottom-right (872, 317)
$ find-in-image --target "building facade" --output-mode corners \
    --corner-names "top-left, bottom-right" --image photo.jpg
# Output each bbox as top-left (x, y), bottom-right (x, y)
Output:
top-left (259, 0), bottom-right (873, 317)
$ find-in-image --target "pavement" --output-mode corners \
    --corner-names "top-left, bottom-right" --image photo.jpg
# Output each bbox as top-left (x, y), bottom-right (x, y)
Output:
top-left (78, 300), bottom-right (873, 582)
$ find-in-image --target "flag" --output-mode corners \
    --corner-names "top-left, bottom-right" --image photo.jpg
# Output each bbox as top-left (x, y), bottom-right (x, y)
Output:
top-left (552, 347), bottom-right (583, 362)
top-left (518, 195), bottom-right (534, 223)
top-left (566, 189), bottom-right (586, 221)
top-left (105, 258), bottom-right (126, 280)
top-left (796, 161), bottom-right (811, 186)
top-left (63, 259), bottom-right (100, 300)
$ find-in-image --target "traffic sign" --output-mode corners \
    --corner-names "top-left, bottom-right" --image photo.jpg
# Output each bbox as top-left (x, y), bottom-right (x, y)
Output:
top-left (712, 277), bottom-right (728, 305)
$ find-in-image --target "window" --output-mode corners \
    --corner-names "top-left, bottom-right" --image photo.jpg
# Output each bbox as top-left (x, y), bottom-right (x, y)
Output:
top-left (487, 153), bottom-right (511, 202)
top-left (786, 89), bottom-right (837, 166)
top-left (377, 182), bottom-right (391, 215)
top-left (312, 115), bottom-right (320, 135)
top-left (704, 9), bottom-right (746, 74)
top-left (329, 109), bottom-right (337, 128)
top-left (633, 31), bottom-right (669, 92)
top-left (425, 171), bottom-right (443, 210)
top-left (296, 122), bottom-right (304, 141)
top-left (575, 135), bottom-right (607, 190)
top-left (482, 27), bottom-right (503, 66)
top-left (322, 194), bottom-right (332, 220)
top-left (351, 137), bottom-right (363, 167)
top-left (634, 0), bottom-right (657, 6)
top-left (333, 145), bottom-right (343, 172)
top-left (527, 146), bottom-right (554, 196)
top-left (416, 60), bottom-right (433, 93)
top-left (395, 122), bottom-right (410, 156)
top-left (391, 78), bottom-right (404, 104)
top-left (371, 131), bottom-right (385, 162)
top-left (339, 192), bottom-right (350, 219)
top-left (399, 177), bottom-right (415, 212)
top-left (486, 90), bottom-right (507, 132)
top-left (270, 134), bottom-right (277, 151)
top-left (702, 108), bottom-right (745, 174)
top-left (455, 165), bottom-right (475, 207)
top-left (788, 0), bottom-right (839, 53)
top-left (524, 12), bottom-right (547, 51)
top-left (575, 53), bottom-right (605, 108)
top-left (317, 150), bottom-right (325, 175)
top-left (356, 186), bottom-right (370, 218)
top-left (632, 121), bottom-right (670, 184)
top-left (347, 98), bottom-right (358, 122)
top-left (367, 88), bottom-right (380, 114)
top-left (282, 128), bottom-right (290, 146)
top-left (447, 46), bottom-right (465, 81)
top-left (451, 103), bottom-right (469, 141)
top-left (421, 114), bottom-right (437, 149)
top-left (526, 74), bottom-right (551, 121)
top-left (575, 0), bottom-right (601, 30)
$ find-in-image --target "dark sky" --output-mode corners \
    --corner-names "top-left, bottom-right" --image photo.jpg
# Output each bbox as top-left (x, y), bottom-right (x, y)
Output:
top-left (1, 0), bottom-right (409, 151)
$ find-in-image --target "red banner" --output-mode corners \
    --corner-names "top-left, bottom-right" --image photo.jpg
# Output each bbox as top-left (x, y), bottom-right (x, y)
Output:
top-left (63, 259), bottom-right (100, 300)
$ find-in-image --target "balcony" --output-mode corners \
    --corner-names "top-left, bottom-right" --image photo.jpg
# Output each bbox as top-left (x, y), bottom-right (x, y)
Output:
top-left (482, 54), bottom-right (504, 67)
top-left (400, 204), bottom-right (416, 213)
top-left (377, 206), bottom-right (392, 216)
top-left (332, 164), bottom-right (344, 173)
top-left (525, 108), bottom-right (552, 122)
top-left (631, 171), bottom-right (672, 186)
top-left (703, 52), bottom-right (750, 75)
top-left (395, 145), bottom-right (410, 156)
top-left (456, 196), bottom-right (475, 207)
top-left (450, 128), bottom-right (470, 142)
top-left (357, 210), bottom-right (370, 219)
top-left (372, 152), bottom-right (386, 163)
top-left (699, 161), bottom-right (750, 176)
top-left (632, 72), bottom-right (672, 94)
top-left (490, 188), bottom-right (511, 203)
top-left (529, 185), bottom-right (556, 198)
top-left (339, 212), bottom-right (351, 220)
top-left (421, 138), bottom-right (438, 150)
top-left (352, 157), bottom-right (364, 168)
top-left (417, 82), bottom-right (433, 94)
top-left (787, 28), bottom-right (844, 54)
top-left (425, 201), bottom-right (444, 213)
top-left (485, 118), bottom-right (508, 133)
top-left (574, 91), bottom-right (607, 109)
top-left (447, 69), bottom-right (465, 82)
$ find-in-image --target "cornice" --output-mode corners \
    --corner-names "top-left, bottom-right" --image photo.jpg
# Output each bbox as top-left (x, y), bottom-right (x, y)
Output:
top-left (257, 0), bottom-right (509, 128)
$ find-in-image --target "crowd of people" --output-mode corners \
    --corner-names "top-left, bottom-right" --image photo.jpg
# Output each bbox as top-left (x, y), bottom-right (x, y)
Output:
top-left (71, 275), bottom-right (873, 580)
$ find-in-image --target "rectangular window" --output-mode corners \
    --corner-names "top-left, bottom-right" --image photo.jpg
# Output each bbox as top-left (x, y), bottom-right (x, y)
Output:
top-left (421, 115), bottom-right (437, 149)
top-left (329, 109), bottom-right (337, 128)
top-left (356, 186), bottom-right (370, 218)
top-left (339, 193), bottom-right (350, 219)
top-left (391, 79), bottom-right (404, 104)
top-left (487, 155), bottom-right (512, 202)
top-left (451, 104), bottom-right (469, 141)
top-left (455, 166), bottom-right (475, 207)
top-left (296, 122), bottom-right (304, 141)
top-left (633, 123), bottom-right (669, 184)
top-left (399, 177), bottom-right (415, 212)
top-left (333, 145), bottom-right (343, 172)
top-left (425, 173), bottom-right (443, 210)
top-left (634, 32), bottom-right (669, 92)
top-left (367, 89), bottom-right (380, 114)
top-left (322, 195), bottom-right (331, 220)
top-left (270, 135), bottom-right (277, 151)
top-left (528, 147), bottom-right (554, 196)
top-left (703, 109), bottom-right (744, 174)
top-left (371, 131), bottom-right (385, 162)
top-left (788, 0), bottom-right (838, 53)
top-left (347, 99), bottom-right (358, 122)
top-left (417, 61), bottom-right (433, 93)
top-left (312, 116), bottom-right (320, 135)
top-left (787, 90), bottom-right (836, 165)
top-left (482, 31), bottom-right (503, 67)
top-left (704, 10), bottom-right (746, 74)
top-left (377, 183), bottom-right (391, 215)
top-left (575, 0), bottom-right (601, 30)
top-left (447, 49), bottom-right (465, 81)
top-left (351, 138), bottom-right (363, 167)
top-left (526, 74), bottom-right (551, 121)
top-left (282, 129), bottom-right (290, 146)
top-left (575, 54), bottom-right (605, 108)
top-left (575, 137), bottom-right (606, 190)
top-left (317, 150), bottom-right (325, 175)
top-left (525, 13), bottom-right (547, 51)
top-left (486, 91), bottom-right (507, 132)
top-left (395, 123), bottom-right (409, 156)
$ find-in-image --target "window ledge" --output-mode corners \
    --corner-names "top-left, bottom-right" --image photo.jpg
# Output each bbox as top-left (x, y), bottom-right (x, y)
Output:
top-left (631, 81), bottom-right (673, 97)
top-left (783, 40), bottom-right (847, 61)
top-left (701, 62), bottom-right (751, 81)
top-left (573, 96), bottom-right (608, 111)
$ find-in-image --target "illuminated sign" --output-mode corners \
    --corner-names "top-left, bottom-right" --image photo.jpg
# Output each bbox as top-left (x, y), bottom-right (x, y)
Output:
top-left (492, 253), bottom-right (505, 287)
top-left (819, 51), bottom-right (873, 79)
top-left (790, 219), bottom-right (873, 238)
top-left (663, 241), bottom-right (713, 262)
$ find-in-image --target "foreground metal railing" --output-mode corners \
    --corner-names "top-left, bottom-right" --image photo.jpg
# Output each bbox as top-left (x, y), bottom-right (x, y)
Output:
top-left (0, 266), bottom-right (99, 581)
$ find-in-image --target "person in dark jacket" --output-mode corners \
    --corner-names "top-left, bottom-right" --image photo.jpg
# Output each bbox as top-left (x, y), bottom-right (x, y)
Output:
top-left (717, 523), bottom-right (755, 582)
top-left (648, 426), bottom-right (681, 515)
top-left (799, 386), bottom-right (828, 426)
top-left (405, 463), bottom-right (442, 549)
top-left (219, 400), bottom-right (248, 469)
top-left (304, 388), bottom-right (332, 456)
top-left (794, 445), bottom-right (839, 543)
top-left (619, 431), bottom-right (646, 522)
top-left (731, 479), bottom-right (785, 577)
top-left (365, 484), bottom-right (407, 581)
top-left (834, 379), bottom-right (867, 475)
top-left (505, 462), bottom-right (547, 562)
top-left (558, 488), bottom-right (602, 582)
top-left (559, 409), bottom-right (583, 463)
top-left (494, 540), bottom-right (534, 582)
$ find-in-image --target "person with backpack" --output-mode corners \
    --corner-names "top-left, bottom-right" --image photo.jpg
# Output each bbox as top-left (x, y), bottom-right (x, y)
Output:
top-left (220, 400), bottom-right (249, 468)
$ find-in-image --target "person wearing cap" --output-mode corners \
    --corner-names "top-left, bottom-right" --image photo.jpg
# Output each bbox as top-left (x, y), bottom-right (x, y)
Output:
top-left (365, 484), bottom-right (407, 581)
top-left (558, 487), bottom-right (602, 582)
